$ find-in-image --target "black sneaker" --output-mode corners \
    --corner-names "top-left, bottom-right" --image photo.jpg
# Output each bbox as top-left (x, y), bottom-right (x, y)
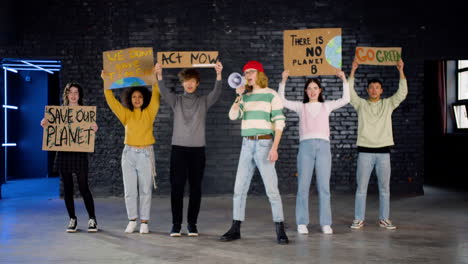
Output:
top-left (187, 224), bottom-right (199, 237)
top-left (88, 218), bottom-right (98, 233)
top-left (66, 218), bottom-right (77, 233)
top-left (219, 220), bottom-right (241, 242)
top-left (170, 224), bottom-right (181, 237)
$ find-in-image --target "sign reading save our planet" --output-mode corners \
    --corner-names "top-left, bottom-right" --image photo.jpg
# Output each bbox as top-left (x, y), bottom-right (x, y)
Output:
top-left (42, 106), bottom-right (96, 152)
top-left (284, 28), bottom-right (342, 76)
top-left (355, 47), bottom-right (402, 66)
top-left (102, 47), bottom-right (155, 90)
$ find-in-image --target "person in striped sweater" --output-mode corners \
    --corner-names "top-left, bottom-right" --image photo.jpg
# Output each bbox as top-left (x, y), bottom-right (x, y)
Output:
top-left (220, 60), bottom-right (289, 245)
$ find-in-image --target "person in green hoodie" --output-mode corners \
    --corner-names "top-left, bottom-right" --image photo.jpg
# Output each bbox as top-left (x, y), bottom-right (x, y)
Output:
top-left (348, 59), bottom-right (407, 230)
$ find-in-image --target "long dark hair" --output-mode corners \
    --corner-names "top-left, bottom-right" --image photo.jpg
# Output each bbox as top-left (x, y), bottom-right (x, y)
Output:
top-left (62, 82), bottom-right (84, 106)
top-left (303, 78), bottom-right (324, 103)
top-left (121, 86), bottom-right (151, 111)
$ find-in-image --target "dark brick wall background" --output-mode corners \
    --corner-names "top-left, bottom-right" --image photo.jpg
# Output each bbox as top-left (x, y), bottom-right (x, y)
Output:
top-left (3, 0), bottom-right (463, 197)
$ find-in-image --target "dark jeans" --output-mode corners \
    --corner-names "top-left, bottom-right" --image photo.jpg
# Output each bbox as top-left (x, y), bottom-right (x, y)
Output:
top-left (170, 145), bottom-right (206, 225)
top-left (61, 171), bottom-right (96, 219)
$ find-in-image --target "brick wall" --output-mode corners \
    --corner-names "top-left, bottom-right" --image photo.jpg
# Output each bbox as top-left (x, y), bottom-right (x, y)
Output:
top-left (0, 0), bottom-right (434, 196)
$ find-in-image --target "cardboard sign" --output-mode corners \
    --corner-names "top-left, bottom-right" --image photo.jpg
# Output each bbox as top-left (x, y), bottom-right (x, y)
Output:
top-left (284, 28), bottom-right (342, 76)
top-left (42, 106), bottom-right (96, 152)
top-left (157, 51), bottom-right (219, 68)
top-left (355, 47), bottom-right (402, 66)
top-left (103, 47), bottom-right (154, 89)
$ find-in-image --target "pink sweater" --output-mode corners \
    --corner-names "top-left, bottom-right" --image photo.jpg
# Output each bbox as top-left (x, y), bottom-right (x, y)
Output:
top-left (278, 81), bottom-right (349, 142)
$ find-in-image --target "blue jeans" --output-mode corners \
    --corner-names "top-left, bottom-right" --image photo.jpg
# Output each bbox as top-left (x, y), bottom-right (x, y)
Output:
top-left (354, 152), bottom-right (391, 221)
top-left (233, 138), bottom-right (285, 222)
top-left (296, 139), bottom-right (332, 226)
top-left (121, 145), bottom-right (154, 221)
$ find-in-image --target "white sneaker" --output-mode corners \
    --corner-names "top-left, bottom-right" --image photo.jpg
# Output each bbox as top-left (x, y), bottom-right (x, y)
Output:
top-left (379, 219), bottom-right (397, 230)
top-left (321, 225), bottom-right (333, 234)
top-left (125, 221), bottom-right (137, 233)
top-left (297, 224), bottom-right (309, 234)
top-left (350, 219), bottom-right (364, 229)
top-left (140, 223), bottom-right (149, 234)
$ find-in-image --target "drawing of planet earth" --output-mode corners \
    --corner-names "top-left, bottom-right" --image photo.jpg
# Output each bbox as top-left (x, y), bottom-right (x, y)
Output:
top-left (110, 77), bottom-right (147, 89)
top-left (325, 36), bottom-right (342, 69)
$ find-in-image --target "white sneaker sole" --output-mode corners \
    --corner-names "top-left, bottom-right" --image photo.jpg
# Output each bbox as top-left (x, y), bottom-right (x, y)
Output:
top-left (66, 229), bottom-right (77, 233)
top-left (88, 229), bottom-right (98, 233)
top-left (379, 225), bottom-right (397, 230)
top-left (170, 233), bottom-right (181, 237)
top-left (188, 233), bottom-right (199, 237)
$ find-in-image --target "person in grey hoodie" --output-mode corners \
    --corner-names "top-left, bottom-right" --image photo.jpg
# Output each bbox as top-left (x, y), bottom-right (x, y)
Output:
top-left (155, 61), bottom-right (223, 237)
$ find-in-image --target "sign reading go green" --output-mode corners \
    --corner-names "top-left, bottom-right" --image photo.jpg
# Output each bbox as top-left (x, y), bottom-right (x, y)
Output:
top-left (355, 47), bottom-right (402, 66)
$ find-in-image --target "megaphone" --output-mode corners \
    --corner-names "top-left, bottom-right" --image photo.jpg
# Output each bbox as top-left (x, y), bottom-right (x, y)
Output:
top-left (228, 72), bottom-right (246, 89)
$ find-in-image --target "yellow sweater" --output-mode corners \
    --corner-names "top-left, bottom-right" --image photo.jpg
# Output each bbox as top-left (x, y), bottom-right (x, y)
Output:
top-left (104, 84), bottom-right (160, 146)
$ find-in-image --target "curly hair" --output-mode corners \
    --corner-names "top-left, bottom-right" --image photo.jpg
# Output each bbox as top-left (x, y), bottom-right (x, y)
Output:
top-left (245, 71), bottom-right (269, 92)
top-left (178, 68), bottom-right (200, 83)
top-left (303, 78), bottom-right (324, 103)
top-left (62, 82), bottom-right (84, 106)
top-left (121, 86), bottom-right (152, 111)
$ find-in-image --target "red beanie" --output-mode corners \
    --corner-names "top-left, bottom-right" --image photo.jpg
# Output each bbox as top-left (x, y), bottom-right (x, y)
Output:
top-left (242, 61), bottom-right (264, 73)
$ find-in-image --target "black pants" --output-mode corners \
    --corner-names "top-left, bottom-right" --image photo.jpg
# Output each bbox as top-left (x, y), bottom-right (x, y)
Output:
top-left (170, 145), bottom-right (206, 225)
top-left (61, 171), bottom-right (96, 219)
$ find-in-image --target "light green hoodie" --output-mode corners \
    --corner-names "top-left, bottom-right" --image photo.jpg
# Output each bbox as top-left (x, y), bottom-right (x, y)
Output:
top-left (349, 77), bottom-right (408, 148)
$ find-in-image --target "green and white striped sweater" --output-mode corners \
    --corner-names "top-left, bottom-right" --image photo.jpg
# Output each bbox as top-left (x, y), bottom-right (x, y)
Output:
top-left (229, 87), bottom-right (285, 136)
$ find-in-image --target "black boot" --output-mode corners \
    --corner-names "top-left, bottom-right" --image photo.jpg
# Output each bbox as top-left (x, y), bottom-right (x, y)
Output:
top-left (275, 222), bottom-right (289, 244)
top-left (220, 220), bottom-right (241, 241)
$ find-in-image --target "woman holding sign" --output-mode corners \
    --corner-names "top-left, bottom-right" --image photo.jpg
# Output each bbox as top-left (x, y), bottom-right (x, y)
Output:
top-left (40, 83), bottom-right (99, 233)
top-left (102, 69), bottom-right (160, 234)
top-left (279, 70), bottom-right (349, 235)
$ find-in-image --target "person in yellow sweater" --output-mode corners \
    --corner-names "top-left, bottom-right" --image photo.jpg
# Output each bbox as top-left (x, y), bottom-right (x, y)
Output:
top-left (101, 70), bottom-right (160, 234)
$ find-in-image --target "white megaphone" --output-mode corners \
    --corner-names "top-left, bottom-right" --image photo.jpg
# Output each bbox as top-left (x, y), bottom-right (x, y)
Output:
top-left (228, 72), bottom-right (246, 89)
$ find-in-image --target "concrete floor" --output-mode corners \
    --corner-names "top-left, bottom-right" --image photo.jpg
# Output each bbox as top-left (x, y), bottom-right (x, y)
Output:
top-left (0, 178), bottom-right (467, 264)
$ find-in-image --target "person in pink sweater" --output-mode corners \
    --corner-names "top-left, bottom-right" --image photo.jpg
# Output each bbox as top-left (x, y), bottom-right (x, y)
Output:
top-left (279, 70), bottom-right (349, 234)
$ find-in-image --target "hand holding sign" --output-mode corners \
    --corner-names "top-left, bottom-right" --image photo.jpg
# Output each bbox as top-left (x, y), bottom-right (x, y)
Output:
top-left (154, 63), bottom-right (163, 80)
top-left (336, 69), bottom-right (346, 81)
top-left (215, 61), bottom-right (223, 77)
top-left (281, 70), bottom-right (290, 83)
top-left (397, 59), bottom-right (404, 72)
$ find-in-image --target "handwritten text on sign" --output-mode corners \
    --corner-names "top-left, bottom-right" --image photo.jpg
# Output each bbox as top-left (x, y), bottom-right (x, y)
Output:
top-left (103, 47), bottom-right (154, 89)
top-left (157, 51), bottom-right (219, 68)
top-left (284, 28), bottom-right (342, 76)
top-left (355, 47), bottom-right (402, 66)
top-left (42, 106), bottom-right (96, 152)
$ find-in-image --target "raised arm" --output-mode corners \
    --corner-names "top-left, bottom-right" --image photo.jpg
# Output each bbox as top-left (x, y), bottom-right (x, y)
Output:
top-left (101, 70), bottom-right (127, 124)
top-left (388, 59), bottom-right (408, 109)
top-left (326, 70), bottom-right (350, 111)
top-left (278, 70), bottom-right (302, 113)
top-left (207, 61), bottom-right (223, 109)
top-left (348, 59), bottom-right (364, 109)
top-left (155, 63), bottom-right (177, 108)
top-left (146, 68), bottom-right (160, 118)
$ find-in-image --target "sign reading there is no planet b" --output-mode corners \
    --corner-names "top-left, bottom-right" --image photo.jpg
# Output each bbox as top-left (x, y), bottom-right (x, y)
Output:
top-left (284, 28), bottom-right (342, 76)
